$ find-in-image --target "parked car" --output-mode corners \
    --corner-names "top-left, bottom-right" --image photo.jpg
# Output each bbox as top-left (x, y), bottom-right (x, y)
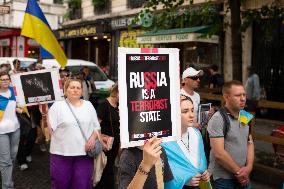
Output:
top-left (0, 57), bottom-right (37, 69)
top-left (42, 59), bottom-right (115, 91)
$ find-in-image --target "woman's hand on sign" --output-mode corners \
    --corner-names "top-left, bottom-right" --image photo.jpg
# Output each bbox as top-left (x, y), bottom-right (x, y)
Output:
top-left (141, 136), bottom-right (162, 172)
top-left (39, 103), bottom-right (49, 115)
top-left (16, 107), bottom-right (23, 114)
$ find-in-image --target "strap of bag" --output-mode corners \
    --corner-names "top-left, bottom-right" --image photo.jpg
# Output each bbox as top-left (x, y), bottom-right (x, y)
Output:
top-left (218, 107), bottom-right (231, 138)
top-left (65, 99), bottom-right (88, 142)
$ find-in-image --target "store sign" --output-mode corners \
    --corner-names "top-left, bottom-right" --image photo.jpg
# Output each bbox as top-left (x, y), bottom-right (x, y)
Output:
top-left (58, 26), bottom-right (97, 39)
top-left (111, 17), bottom-right (139, 29)
top-left (120, 30), bottom-right (153, 48)
top-left (137, 33), bottom-right (219, 44)
top-left (0, 39), bottom-right (10, 46)
top-left (0, 5), bottom-right (10, 14)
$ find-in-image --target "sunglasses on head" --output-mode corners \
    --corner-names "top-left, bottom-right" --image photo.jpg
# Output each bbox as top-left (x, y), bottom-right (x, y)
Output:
top-left (187, 76), bottom-right (201, 80)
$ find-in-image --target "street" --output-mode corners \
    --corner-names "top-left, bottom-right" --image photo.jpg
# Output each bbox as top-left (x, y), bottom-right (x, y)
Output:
top-left (0, 118), bottom-right (282, 189)
top-left (0, 142), bottom-right (279, 189)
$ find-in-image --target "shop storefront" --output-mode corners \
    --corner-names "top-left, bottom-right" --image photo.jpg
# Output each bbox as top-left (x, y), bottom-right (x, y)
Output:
top-left (110, 16), bottom-right (154, 80)
top-left (0, 29), bottom-right (39, 58)
top-left (136, 26), bottom-right (221, 72)
top-left (57, 23), bottom-right (111, 68)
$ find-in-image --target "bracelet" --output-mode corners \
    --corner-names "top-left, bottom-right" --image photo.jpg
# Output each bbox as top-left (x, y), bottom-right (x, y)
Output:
top-left (138, 165), bottom-right (150, 175)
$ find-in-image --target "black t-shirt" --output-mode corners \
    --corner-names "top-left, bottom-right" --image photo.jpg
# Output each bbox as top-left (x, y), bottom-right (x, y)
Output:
top-left (119, 147), bottom-right (173, 189)
top-left (97, 100), bottom-right (120, 149)
top-left (210, 73), bottom-right (224, 88)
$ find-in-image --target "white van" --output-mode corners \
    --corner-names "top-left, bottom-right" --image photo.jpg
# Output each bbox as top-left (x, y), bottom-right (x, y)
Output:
top-left (42, 59), bottom-right (115, 90)
top-left (0, 57), bottom-right (37, 69)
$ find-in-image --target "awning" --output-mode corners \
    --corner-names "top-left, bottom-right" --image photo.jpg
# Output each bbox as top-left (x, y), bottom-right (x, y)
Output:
top-left (137, 26), bottom-right (219, 44)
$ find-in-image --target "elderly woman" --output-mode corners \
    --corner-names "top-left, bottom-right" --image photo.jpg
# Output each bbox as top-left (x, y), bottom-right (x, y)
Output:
top-left (41, 78), bottom-right (101, 189)
top-left (0, 71), bottom-right (21, 189)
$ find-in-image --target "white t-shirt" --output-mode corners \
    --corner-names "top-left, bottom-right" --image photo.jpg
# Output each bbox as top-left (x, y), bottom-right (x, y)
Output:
top-left (180, 88), bottom-right (200, 122)
top-left (48, 100), bottom-right (100, 156)
top-left (181, 127), bottom-right (200, 168)
top-left (0, 90), bottom-right (20, 134)
top-left (82, 80), bottom-right (92, 100)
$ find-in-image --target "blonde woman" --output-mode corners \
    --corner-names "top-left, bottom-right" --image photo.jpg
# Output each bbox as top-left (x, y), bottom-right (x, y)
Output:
top-left (41, 78), bottom-right (100, 189)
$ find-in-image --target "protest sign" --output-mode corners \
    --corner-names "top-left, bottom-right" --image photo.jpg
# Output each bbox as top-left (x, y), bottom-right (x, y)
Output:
top-left (11, 68), bottom-right (63, 106)
top-left (118, 48), bottom-right (180, 148)
top-left (197, 103), bottom-right (211, 128)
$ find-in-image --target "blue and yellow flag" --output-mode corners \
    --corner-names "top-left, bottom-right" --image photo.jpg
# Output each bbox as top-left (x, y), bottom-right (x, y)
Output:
top-left (0, 87), bottom-right (16, 121)
top-left (161, 128), bottom-right (210, 189)
top-left (21, 0), bottom-right (67, 67)
top-left (239, 110), bottom-right (254, 125)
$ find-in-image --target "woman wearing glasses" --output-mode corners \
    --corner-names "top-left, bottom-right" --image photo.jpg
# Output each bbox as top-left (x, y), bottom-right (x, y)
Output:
top-left (0, 71), bottom-right (21, 189)
top-left (162, 95), bottom-right (210, 189)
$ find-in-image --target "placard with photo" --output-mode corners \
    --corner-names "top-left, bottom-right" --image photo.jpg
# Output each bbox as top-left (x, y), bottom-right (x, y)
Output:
top-left (11, 68), bottom-right (63, 106)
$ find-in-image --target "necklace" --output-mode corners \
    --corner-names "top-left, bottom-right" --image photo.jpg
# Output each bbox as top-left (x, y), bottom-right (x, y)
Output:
top-left (181, 132), bottom-right (190, 152)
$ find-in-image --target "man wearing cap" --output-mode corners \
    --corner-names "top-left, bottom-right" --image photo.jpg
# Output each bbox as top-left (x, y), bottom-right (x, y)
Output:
top-left (181, 67), bottom-right (204, 125)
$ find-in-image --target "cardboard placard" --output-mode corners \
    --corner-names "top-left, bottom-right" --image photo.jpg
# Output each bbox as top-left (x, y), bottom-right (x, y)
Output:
top-left (118, 48), bottom-right (180, 148)
top-left (11, 68), bottom-right (63, 106)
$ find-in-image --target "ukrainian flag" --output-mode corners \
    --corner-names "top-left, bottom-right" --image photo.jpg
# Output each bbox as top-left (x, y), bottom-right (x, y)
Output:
top-left (21, 0), bottom-right (67, 68)
top-left (239, 110), bottom-right (254, 125)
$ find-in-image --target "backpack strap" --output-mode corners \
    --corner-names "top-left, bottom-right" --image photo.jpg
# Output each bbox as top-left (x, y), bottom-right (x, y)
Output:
top-left (218, 107), bottom-right (231, 138)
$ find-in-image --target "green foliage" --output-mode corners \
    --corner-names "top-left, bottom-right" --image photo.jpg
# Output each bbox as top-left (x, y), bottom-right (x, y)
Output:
top-left (242, 5), bottom-right (284, 41)
top-left (131, 0), bottom-right (222, 36)
top-left (68, 0), bottom-right (81, 9)
top-left (92, 0), bottom-right (107, 9)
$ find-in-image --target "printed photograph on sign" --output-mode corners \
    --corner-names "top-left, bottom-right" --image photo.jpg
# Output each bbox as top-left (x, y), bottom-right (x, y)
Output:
top-left (11, 68), bottom-right (63, 106)
top-left (118, 48), bottom-right (180, 148)
top-left (21, 72), bottom-right (55, 104)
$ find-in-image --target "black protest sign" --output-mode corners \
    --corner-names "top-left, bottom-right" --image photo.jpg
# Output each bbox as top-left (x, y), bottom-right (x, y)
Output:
top-left (11, 69), bottom-right (63, 106)
top-left (126, 54), bottom-right (172, 141)
top-left (20, 72), bottom-right (55, 104)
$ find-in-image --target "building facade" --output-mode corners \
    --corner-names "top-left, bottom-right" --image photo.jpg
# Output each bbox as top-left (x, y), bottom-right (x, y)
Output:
top-left (60, 0), bottom-right (284, 101)
top-left (0, 0), bottom-right (67, 58)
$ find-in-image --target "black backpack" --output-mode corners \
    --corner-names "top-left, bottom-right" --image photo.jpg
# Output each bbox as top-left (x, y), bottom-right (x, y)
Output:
top-left (201, 107), bottom-right (230, 161)
top-left (202, 107), bottom-right (252, 161)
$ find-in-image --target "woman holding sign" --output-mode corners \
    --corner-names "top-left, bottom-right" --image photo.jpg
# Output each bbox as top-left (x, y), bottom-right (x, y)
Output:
top-left (119, 136), bottom-right (173, 189)
top-left (0, 71), bottom-right (21, 189)
top-left (41, 78), bottom-right (101, 189)
top-left (161, 95), bottom-right (210, 189)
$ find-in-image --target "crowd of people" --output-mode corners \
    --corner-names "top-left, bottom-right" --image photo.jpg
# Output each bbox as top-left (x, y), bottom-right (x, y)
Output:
top-left (0, 58), bottom-right (258, 189)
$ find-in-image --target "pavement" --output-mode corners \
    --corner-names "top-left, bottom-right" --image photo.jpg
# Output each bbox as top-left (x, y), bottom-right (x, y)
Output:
top-left (0, 144), bottom-right (280, 189)
top-left (0, 118), bottom-right (283, 188)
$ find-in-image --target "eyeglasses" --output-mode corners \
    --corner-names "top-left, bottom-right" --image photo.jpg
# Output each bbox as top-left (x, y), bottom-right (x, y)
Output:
top-left (187, 76), bottom-right (201, 81)
top-left (1, 78), bottom-right (10, 82)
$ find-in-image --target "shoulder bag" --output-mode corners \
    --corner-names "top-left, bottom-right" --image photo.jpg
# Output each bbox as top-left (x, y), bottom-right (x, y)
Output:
top-left (65, 99), bottom-right (102, 158)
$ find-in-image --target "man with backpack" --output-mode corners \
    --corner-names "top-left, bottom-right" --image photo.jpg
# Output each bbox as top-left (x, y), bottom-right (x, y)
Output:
top-left (207, 80), bottom-right (254, 189)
